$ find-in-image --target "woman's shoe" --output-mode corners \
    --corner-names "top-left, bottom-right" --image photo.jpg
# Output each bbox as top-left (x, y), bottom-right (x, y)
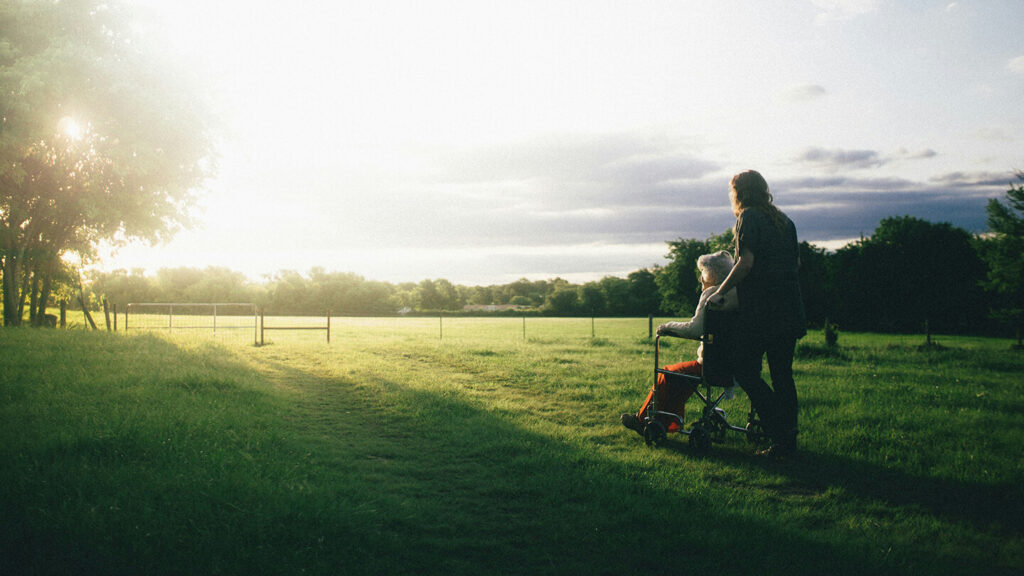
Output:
top-left (756, 437), bottom-right (797, 458)
top-left (620, 413), bottom-right (644, 436)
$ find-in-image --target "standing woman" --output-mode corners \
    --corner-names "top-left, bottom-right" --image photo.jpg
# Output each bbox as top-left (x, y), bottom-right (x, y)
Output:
top-left (709, 170), bottom-right (806, 457)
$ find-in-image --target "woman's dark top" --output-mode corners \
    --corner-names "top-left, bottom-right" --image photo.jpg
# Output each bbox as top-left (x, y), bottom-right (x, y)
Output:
top-left (735, 207), bottom-right (807, 339)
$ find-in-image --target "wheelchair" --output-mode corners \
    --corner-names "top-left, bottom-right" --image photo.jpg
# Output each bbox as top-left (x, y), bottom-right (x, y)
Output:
top-left (643, 309), bottom-right (769, 451)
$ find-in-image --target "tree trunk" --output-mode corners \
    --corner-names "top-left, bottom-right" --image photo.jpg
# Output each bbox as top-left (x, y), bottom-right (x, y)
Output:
top-left (34, 268), bottom-right (53, 326)
top-left (76, 273), bottom-right (97, 330)
top-left (17, 257), bottom-right (31, 323)
top-left (78, 289), bottom-right (97, 330)
top-left (28, 266), bottom-right (40, 324)
top-left (1, 248), bottom-right (24, 326)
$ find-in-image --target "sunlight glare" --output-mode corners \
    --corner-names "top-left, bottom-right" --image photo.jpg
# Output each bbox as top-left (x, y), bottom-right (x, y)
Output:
top-left (58, 116), bottom-right (83, 140)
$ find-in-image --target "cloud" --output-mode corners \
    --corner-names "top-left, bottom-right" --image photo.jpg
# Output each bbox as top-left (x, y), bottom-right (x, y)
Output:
top-left (321, 133), bottom-right (1009, 264)
top-left (422, 131), bottom-right (722, 217)
top-left (896, 148), bottom-right (938, 160)
top-left (974, 127), bottom-right (1012, 141)
top-left (928, 171), bottom-right (1014, 187)
top-left (436, 132), bottom-right (718, 187)
top-left (285, 130), bottom-right (731, 254)
top-left (794, 147), bottom-right (939, 172)
top-left (796, 147), bottom-right (888, 171)
top-left (778, 84), bottom-right (828, 102)
top-left (812, 0), bottom-right (881, 22)
top-left (1008, 55), bottom-right (1024, 74)
top-left (774, 172), bottom-right (1009, 246)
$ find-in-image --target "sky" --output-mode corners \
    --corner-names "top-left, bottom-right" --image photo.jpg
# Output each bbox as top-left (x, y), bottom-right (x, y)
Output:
top-left (102, 0), bottom-right (1024, 286)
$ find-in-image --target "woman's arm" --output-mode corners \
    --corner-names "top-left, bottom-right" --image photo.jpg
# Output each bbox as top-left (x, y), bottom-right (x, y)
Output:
top-left (709, 246), bottom-right (754, 308)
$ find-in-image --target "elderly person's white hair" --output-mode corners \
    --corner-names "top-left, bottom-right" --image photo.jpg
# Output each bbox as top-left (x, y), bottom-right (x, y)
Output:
top-left (696, 250), bottom-right (734, 285)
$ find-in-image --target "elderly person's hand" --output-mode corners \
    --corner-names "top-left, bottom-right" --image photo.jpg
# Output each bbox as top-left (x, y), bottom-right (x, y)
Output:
top-left (707, 293), bottom-right (726, 309)
top-left (656, 324), bottom-right (671, 336)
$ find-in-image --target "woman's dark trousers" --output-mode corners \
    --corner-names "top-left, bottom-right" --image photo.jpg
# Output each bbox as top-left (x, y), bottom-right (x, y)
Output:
top-left (733, 331), bottom-right (798, 447)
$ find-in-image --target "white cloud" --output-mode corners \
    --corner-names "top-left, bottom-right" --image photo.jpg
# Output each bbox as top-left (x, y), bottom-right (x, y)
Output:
top-left (1008, 55), bottom-right (1024, 74)
top-left (777, 84), bottom-right (828, 102)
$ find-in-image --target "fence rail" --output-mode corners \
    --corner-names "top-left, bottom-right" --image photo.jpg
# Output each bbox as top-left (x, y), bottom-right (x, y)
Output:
top-left (114, 308), bottom-right (668, 346)
top-left (125, 303), bottom-right (259, 345)
top-left (260, 310), bottom-right (330, 345)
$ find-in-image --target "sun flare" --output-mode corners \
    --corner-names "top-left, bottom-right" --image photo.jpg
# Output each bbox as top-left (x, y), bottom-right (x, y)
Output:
top-left (57, 116), bottom-right (83, 140)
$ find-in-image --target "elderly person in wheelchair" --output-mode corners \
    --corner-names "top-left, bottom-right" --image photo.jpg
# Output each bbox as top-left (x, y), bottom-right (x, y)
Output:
top-left (621, 250), bottom-right (738, 438)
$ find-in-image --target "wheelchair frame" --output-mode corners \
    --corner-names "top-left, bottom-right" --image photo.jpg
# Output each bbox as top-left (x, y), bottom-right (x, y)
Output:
top-left (643, 310), bottom-right (768, 450)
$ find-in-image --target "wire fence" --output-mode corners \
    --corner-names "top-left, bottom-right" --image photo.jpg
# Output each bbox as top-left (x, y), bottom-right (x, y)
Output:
top-left (125, 303), bottom-right (259, 345)
top-left (114, 305), bottom-right (672, 346)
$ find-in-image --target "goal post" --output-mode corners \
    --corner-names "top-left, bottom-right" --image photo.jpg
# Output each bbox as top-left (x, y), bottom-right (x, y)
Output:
top-left (125, 303), bottom-right (259, 345)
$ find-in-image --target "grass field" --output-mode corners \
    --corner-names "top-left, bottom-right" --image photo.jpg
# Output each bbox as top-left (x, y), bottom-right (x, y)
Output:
top-left (1, 318), bottom-right (1022, 575)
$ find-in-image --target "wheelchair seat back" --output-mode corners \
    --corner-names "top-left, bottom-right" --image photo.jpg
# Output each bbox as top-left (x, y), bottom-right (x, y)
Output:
top-left (701, 309), bottom-right (741, 386)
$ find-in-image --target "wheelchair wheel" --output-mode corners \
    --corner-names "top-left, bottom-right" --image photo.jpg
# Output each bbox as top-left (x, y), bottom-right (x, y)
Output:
top-left (689, 426), bottom-right (711, 452)
top-left (709, 409), bottom-right (728, 442)
top-left (644, 421), bottom-right (667, 447)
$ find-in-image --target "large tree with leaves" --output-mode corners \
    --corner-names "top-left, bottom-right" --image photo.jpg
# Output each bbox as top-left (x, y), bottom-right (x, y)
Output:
top-left (978, 173), bottom-right (1024, 347)
top-left (0, 0), bottom-right (214, 325)
top-left (656, 229), bottom-right (733, 315)
top-left (832, 216), bottom-right (986, 335)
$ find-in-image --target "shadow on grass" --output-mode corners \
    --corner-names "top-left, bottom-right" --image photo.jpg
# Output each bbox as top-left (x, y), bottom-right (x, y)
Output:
top-left (216, 348), bottom-right (1021, 576)
top-left (2, 331), bottom-right (1020, 576)
top-left (668, 436), bottom-right (1023, 537)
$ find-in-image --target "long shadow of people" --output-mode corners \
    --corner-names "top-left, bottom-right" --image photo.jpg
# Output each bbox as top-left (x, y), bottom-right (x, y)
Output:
top-left (664, 433), bottom-right (1022, 539)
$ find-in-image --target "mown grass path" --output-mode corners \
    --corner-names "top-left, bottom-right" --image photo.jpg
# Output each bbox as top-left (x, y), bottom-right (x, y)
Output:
top-left (2, 324), bottom-right (1021, 575)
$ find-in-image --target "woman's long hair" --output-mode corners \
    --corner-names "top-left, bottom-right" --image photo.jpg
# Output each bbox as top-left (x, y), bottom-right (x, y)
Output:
top-left (730, 170), bottom-right (785, 231)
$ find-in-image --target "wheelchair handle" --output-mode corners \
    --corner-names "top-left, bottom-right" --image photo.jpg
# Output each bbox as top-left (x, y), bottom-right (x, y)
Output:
top-left (654, 334), bottom-right (660, 377)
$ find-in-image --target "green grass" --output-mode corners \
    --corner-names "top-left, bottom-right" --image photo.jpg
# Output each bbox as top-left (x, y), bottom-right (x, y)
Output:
top-left (2, 321), bottom-right (1022, 575)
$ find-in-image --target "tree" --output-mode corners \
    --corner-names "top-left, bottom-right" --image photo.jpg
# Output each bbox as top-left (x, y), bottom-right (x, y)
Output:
top-left (832, 216), bottom-right (986, 335)
top-left (88, 268), bottom-right (157, 306)
top-left (416, 278), bottom-right (461, 311)
top-left (627, 268), bottom-right (662, 315)
top-left (1, 0), bottom-right (214, 325)
top-left (267, 270), bottom-right (311, 315)
top-left (542, 284), bottom-right (580, 315)
top-left (308, 268), bottom-right (395, 315)
top-left (578, 281), bottom-right (607, 315)
top-left (657, 237), bottom-right (706, 315)
top-left (599, 276), bottom-right (630, 316)
top-left (657, 229), bottom-right (733, 315)
top-left (980, 173), bottom-right (1024, 347)
top-left (798, 241), bottom-right (829, 327)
